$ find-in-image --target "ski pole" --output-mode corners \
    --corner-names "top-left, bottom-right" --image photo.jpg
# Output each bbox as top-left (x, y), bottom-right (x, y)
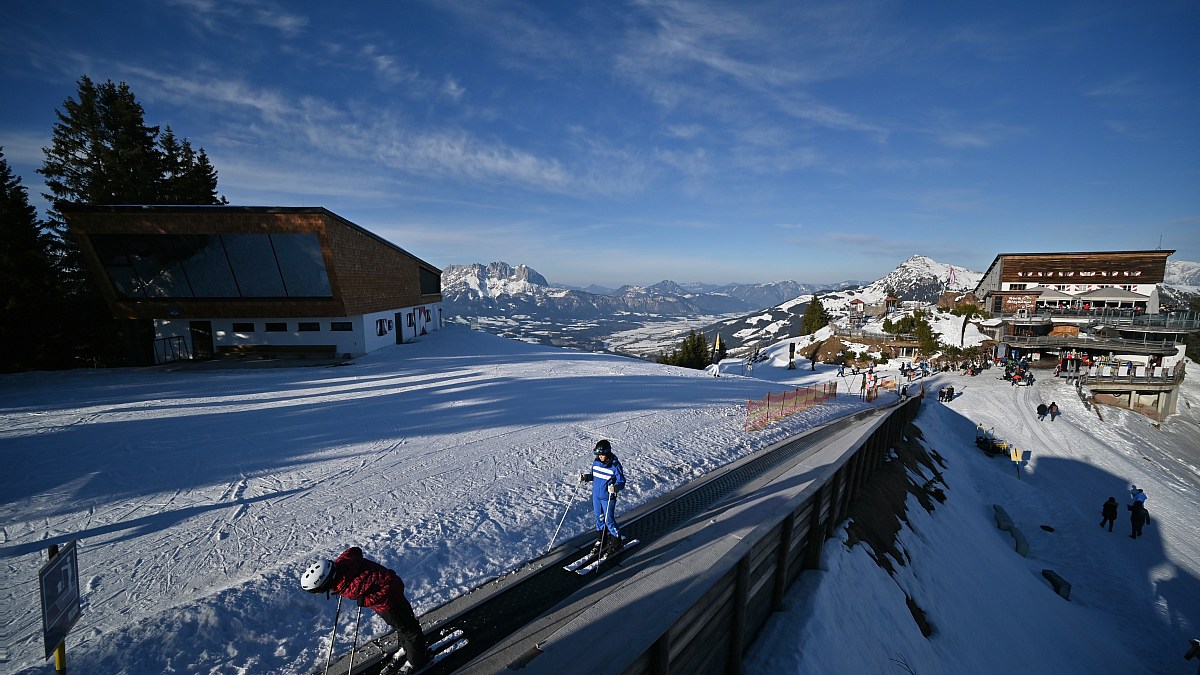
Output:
top-left (346, 604), bottom-right (363, 675)
top-left (322, 595), bottom-right (343, 675)
top-left (547, 482), bottom-right (580, 553)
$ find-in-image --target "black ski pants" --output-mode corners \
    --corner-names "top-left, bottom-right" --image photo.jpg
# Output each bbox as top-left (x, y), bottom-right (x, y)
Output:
top-left (378, 594), bottom-right (428, 668)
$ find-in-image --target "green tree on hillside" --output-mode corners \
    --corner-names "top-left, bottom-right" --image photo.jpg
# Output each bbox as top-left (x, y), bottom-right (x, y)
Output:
top-left (657, 330), bottom-right (711, 370)
top-left (801, 296), bottom-right (831, 335)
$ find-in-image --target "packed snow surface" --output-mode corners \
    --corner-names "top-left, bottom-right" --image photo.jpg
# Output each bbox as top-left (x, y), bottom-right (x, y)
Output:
top-left (1, 325), bottom-right (1197, 674)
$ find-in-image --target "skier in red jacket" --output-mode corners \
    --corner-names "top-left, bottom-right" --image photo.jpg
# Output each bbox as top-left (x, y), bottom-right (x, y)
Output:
top-left (302, 547), bottom-right (427, 670)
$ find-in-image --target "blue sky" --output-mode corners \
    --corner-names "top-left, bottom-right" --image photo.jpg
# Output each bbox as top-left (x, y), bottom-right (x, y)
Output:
top-left (3, 1), bottom-right (1197, 287)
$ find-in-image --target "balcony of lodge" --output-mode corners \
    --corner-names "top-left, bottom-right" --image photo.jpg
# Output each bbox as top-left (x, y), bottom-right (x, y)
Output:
top-left (1001, 334), bottom-right (1181, 357)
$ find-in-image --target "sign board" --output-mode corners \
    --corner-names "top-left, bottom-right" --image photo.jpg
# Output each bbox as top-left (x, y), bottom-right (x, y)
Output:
top-left (39, 540), bottom-right (81, 659)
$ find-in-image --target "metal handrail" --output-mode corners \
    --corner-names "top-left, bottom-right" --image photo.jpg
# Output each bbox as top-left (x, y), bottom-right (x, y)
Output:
top-left (1002, 334), bottom-right (1179, 350)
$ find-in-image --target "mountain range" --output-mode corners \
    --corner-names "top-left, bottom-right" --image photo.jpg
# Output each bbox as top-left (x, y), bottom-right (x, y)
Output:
top-left (440, 256), bottom-right (977, 357)
top-left (442, 255), bottom-right (1198, 359)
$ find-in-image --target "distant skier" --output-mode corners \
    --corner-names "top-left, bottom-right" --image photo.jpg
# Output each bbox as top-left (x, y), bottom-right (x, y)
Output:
top-left (1100, 497), bottom-right (1119, 532)
top-left (579, 440), bottom-right (627, 557)
top-left (301, 547), bottom-right (428, 671)
top-left (1036, 403), bottom-right (1048, 421)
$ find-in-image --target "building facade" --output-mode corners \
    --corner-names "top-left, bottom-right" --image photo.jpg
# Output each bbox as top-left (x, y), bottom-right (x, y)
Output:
top-left (63, 205), bottom-right (443, 363)
top-left (973, 250), bottom-right (1172, 315)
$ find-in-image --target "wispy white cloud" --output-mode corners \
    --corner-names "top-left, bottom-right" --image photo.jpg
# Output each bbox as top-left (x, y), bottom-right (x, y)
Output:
top-left (442, 76), bottom-right (466, 102)
top-left (615, 1), bottom-right (893, 140)
top-left (918, 112), bottom-right (1027, 150)
top-left (165, 0), bottom-right (308, 38)
top-left (0, 130), bottom-right (51, 167)
top-left (124, 67), bottom-right (302, 122)
top-left (1086, 75), bottom-right (1146, 100)
top-left (359, 44), bottom-right (420, 87)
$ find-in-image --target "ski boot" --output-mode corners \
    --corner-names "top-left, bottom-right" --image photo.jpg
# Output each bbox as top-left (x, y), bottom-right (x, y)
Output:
top-left (601, 535), bottom-right (624, 557)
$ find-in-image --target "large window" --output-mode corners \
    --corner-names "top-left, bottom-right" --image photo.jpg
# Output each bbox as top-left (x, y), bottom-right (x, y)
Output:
top-left (89, 233), bottom-right (332, 300)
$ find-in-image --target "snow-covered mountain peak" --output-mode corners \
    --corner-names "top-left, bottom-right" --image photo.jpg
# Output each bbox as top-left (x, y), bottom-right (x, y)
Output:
top-left (1165, 259), bottom-right (1200, 288)
top-left (442, 261), bottom-right (551, 300)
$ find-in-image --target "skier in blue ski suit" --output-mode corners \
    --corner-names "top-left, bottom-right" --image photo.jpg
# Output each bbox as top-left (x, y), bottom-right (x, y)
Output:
top-left (580, 439), bottom-right (626, 554)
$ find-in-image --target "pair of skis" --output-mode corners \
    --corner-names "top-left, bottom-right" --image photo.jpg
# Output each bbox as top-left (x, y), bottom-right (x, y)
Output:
top-left (378, 627), bottom-right (468, 675)
top-left (561, 538), bottom-right (639, 575)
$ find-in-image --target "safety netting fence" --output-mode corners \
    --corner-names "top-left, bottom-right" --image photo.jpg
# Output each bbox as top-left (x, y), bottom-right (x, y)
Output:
top-left (744, 381), bottom-right (838, 431)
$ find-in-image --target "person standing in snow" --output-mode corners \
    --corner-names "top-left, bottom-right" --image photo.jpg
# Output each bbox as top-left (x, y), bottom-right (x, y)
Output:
top-left (1036, 403), bottom-right (1048, 421)
top-left (1130, 485), bottom-right (1147, 505)
top-left (301, 547), bottom-right (428, 671)
top-left (1048, 402), bottom-right (1060, 421)
top-left (1128, 501), bottom-right (1149, 539)
top-left (579, 439), bottom-right (627, 556)
top-left (1100, 497), bottom-right (1119, 532)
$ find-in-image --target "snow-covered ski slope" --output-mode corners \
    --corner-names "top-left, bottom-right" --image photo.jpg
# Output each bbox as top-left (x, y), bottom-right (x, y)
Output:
top-left (2, 324), bottom-right (1197, 674)
top-left (747, 361), bottom-right (1200, 675)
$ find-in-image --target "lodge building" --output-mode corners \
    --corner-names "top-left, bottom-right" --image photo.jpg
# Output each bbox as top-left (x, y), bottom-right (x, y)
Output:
top-left (973, 250), bottom-right (1172, 316)
top-left (63, 205), bottom-right (443, 365)
top-left (971, 250), bottom-right (1199, 420)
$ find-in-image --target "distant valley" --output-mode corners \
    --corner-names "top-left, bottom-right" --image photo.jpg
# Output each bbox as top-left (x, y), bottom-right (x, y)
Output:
top-left (441, 257), bottom-right (1200, 360)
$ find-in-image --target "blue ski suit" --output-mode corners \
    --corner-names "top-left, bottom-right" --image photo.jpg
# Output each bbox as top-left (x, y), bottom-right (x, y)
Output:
top-left (589, 453), bottom-right (626, 537)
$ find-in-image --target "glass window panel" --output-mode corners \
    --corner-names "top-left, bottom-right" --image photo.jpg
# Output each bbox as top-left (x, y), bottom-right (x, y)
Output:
top-left (174, 234), bottom-right (240, 297)
top-left (122, 236), bottom-right (192, 298)
top-left (89, 235), bottom-right (145, 298)
top-left (271, 234), bottom-right (332, 297)
top-left (222, 234), bottom-right (286, 297)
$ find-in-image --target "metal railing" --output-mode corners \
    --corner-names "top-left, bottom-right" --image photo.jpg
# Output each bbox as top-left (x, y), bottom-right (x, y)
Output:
top-left (151, 336), bottom-right (189, 364)
top-left (1002, 334), bottom-right (1179, 351)
top-left (830, 325), bottom-right (918, 342)
top-left (1077, 362), bottom-right (1187, 387)
top-left (994, 309), bottom-right (1200, 330)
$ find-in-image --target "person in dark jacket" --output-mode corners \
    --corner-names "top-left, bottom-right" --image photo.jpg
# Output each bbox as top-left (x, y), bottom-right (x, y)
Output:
top-left (1048, 402), bottom-right (1060, 421)
top-left (1036, 403), bottom-right (1048, 421)
top-left (1100, 497), bottom-right (1119, 532)
top-left (301, 547), bottom-right (428, 670)
top-left (1128, 501), bottom-right (1149, 539)
top-left (580, 439), bottom-right (627, 556)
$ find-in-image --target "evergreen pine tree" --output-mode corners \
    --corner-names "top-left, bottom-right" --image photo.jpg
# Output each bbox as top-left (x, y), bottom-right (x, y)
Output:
top-left (658, 330), bottom-right (711, 370)
top-left (801, 296), bottom-right (831, 335)
top-left (160, 127), bottom-right (224, 204)
top-left (0, 150), bottom-right (62, 370)
top-left (35, 76), bottom-right (226, 367)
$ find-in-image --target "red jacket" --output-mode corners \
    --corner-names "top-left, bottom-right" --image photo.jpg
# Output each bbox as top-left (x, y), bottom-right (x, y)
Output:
top-left (331, 547), bottom-right (406, 613)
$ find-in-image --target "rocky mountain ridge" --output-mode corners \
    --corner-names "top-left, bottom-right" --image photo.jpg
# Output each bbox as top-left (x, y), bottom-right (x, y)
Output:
top-left (440, 256), bottom-right (979, 356)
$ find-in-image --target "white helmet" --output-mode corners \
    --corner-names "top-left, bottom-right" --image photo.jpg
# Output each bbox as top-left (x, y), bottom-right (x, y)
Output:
top-left (301, 559), bottom-right (335, 592)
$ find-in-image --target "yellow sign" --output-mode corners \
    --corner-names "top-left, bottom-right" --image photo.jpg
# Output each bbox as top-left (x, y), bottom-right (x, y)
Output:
top-left (1010, 447), bottom-right (1022, 463)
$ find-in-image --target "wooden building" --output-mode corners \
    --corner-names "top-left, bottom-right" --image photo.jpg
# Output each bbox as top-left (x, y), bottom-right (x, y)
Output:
top-left (63, 205), bottom-right (443, 364)
top-left (973, 250), bottom-right (1172, 315)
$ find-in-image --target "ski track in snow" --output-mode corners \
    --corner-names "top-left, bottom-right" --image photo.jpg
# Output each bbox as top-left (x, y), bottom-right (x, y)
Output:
top-left (2, 325), bottom-right (1197, 674)
top-left (0, 327), bottom-right (868, 674)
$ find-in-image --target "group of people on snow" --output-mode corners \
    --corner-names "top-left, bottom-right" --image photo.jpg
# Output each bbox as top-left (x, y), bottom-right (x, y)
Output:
top-left (937, 386), bottom-right (956, 402)
top-left (1035, 401), bottom-right (1060, 422)
top-left (298, 439), bottom-right (630, 672)
top-left (1098, 487), bottom-right (1149, 539)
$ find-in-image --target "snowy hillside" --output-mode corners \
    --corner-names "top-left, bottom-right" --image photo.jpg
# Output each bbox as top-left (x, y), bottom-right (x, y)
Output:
top-left (831, 254), bottom-right (983, 307)
top-left (700, 255), bottom-right (984, 356)
top-left (1, 323), bottom-right (1197, 674)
